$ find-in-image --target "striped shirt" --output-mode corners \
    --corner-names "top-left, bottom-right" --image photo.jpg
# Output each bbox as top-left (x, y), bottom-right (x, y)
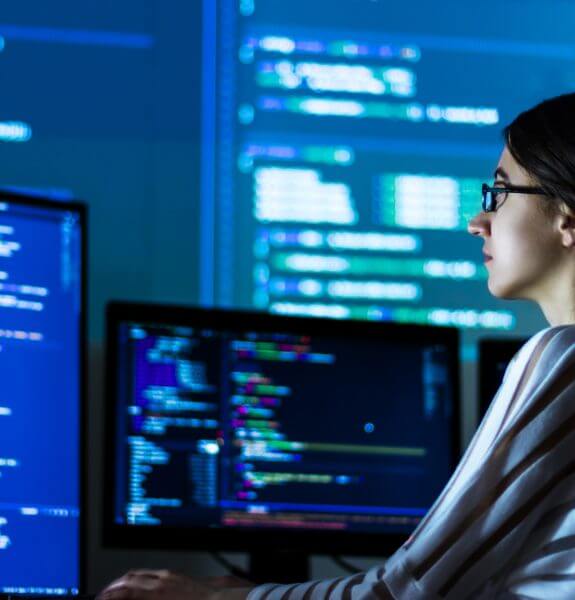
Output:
top-left (248, 325), bottom-right (575, 599)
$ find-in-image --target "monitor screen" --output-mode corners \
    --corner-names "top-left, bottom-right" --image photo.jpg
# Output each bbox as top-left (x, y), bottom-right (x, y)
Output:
top-left (104, 302), bottom-right (459, 558)
top-left (201, 0), bottom-right (571, 344)
top-left (0, 192), bottom-right (85, 595)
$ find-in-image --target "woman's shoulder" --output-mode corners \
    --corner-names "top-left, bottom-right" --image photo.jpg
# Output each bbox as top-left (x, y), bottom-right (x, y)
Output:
top-left (516, 324), bottom-right (575, 361)
top-left (546, 323), bottom-right (575, 345)
top-left (517, 324), bottom-right (575, 393)
top-left (532, 324), bottom-right (575, 361)
top-left (501, 327), bottom-right (554, 378)
top-left (500, 325), bottom-right (575, 407)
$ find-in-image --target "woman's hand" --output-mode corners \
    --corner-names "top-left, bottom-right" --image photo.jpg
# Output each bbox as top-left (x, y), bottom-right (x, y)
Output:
top-left (97, 569), bottom-right (254, 600)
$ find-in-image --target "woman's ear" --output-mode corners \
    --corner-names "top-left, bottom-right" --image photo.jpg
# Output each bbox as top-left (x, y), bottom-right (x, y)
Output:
top-left (557, 204), bottom-right (575, 248)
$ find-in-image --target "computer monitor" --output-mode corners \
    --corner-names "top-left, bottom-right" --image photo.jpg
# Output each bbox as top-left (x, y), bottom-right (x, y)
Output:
top-left (104, 302), bottom-right (460, 582)
top-left (0, 191), bottom-right (86, 596)
top-left (477, 338), bottom-right (526, 422)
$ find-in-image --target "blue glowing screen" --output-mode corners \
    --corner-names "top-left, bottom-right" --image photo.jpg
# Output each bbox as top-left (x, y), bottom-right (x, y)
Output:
top-left (202, 0), bottom-right (575, 344)
top-left (111, 311), bottom-right (457, 538)
top-left (0, 196), bottom-right (83, 595)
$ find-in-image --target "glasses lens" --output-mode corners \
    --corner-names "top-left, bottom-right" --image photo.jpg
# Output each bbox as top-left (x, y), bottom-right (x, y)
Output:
top-left (481, 184), bottom-right (493, 212)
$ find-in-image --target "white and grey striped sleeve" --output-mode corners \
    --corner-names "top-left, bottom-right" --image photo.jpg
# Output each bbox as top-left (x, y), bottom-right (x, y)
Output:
top-left (248, 565), bottom-right (393, 600)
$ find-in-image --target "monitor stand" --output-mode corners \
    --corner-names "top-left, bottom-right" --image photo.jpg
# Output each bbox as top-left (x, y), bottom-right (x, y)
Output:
top-left (249, 551), bottom-right (310, 584)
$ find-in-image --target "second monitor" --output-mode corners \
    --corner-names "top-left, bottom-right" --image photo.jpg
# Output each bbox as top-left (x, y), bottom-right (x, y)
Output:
top-left (104, 303), bottom-right (460, 581)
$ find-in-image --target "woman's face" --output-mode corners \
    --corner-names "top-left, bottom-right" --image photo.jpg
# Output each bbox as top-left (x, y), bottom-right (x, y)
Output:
top-left (468, 147), bottom-right (564, 301)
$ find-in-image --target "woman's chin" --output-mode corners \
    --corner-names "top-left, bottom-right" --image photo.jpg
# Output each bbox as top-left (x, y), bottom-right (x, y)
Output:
top-left (487, 277), bottom-right (518, 300)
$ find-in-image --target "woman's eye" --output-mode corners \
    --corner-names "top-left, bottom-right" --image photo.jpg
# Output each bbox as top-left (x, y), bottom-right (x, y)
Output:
top-left (493, 189), bottom-right (508, 208)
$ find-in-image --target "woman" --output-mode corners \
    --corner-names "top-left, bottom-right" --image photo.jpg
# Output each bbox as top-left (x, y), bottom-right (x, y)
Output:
top-left (100, 93), bottom-right (575, 599)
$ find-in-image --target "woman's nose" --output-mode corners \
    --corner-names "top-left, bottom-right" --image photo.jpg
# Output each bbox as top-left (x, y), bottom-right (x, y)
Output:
top-left (467, 211), bottom-right (490, 237)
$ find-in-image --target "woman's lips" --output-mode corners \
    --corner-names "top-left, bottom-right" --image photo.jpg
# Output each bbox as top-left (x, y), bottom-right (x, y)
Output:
top-left (483, 252), bottom-right (493, 263)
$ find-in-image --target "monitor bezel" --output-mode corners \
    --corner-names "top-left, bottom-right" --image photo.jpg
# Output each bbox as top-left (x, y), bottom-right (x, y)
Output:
top-left (0, 189), bottom-right (88, 597)
top-left (103, 300), bottom-right (461, 557)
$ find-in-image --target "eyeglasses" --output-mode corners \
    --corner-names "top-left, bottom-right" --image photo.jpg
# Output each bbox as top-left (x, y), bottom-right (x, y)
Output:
top-left (481, 183), bottom-right (547, 212)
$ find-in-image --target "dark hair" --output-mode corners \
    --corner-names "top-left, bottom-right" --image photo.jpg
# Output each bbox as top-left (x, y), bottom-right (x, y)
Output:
top-left (504, 93), bottom-right (575, 213)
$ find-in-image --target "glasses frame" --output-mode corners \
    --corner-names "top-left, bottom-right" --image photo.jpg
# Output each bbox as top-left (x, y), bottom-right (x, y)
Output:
top-left (481, 183), bottom-right (547, 212)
